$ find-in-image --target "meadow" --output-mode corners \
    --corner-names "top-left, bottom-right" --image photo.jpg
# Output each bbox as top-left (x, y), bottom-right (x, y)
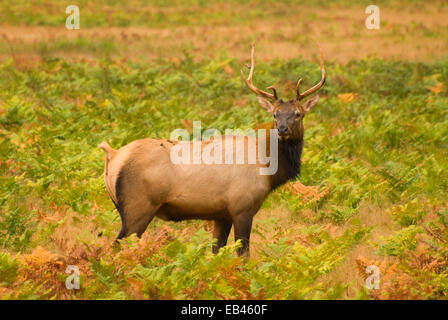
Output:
top-left (0, 0), bottom-right (447, 299)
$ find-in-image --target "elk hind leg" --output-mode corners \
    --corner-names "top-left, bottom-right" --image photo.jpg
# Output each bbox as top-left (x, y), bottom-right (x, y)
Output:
top-left (116, 199), bottom-right (159, 241)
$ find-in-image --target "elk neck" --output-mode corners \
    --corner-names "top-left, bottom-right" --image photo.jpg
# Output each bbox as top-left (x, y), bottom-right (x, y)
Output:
top-left (271, 136), bottom-right (303, 190)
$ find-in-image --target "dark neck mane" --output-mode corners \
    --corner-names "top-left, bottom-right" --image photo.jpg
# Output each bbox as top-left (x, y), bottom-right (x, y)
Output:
top-left (271, 138), bottom-right (303, 190)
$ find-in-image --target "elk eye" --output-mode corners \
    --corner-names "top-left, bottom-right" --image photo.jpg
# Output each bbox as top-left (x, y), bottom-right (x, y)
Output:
top-left (295, 112), bottom-right (301, 117)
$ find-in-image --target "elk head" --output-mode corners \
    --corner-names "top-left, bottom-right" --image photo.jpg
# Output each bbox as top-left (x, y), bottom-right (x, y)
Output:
top-left (241, 45), bottom-right (326, 141)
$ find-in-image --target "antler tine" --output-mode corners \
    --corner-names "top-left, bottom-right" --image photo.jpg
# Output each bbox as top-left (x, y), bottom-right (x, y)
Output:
top-left (295, 78), bottom-right (303, 100)
top-left (266, 86), bottom-right (278, 100)
top-left (296, 44), bottom-right (326, 101)
top-left (241, 44), bottom-right (277, 101)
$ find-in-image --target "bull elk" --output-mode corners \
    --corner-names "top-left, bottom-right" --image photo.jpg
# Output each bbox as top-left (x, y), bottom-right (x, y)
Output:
top-left (99, 45), bottom-right (326, 256)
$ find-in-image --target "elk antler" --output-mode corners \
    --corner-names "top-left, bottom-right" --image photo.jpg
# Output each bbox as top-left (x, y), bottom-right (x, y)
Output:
top-left (296, 44), bottom-right (326, 101)
top-left (241, 44), bottom-right (278, 101)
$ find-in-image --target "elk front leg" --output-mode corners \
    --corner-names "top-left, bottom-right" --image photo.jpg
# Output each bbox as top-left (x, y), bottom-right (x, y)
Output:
top-left (212, 220), bottom-right (232, 254)
top-left (233, 215), bottom-right (253, 257)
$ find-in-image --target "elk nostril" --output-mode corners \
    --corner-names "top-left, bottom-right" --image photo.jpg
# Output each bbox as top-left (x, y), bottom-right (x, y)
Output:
top-left (278, 126), bottom-right (288, 135)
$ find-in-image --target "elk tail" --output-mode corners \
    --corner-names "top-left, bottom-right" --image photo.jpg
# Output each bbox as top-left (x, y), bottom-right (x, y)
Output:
top-left (98, 141), bottom-right (120, 206)
top-left (98, 141), bottom-right (116, 157)
top-left (98, 141), bottom-right (117, 175)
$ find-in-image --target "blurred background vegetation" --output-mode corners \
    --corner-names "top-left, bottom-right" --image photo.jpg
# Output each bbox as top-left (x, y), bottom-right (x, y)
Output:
top-left (0, 0), bottom-right (447, 63)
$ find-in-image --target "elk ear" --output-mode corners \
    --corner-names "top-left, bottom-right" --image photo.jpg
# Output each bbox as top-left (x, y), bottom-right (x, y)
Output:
top-left (258, 96), bottom-right (275, 113)
top-left (302, 95), bottom-right (319, 113)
